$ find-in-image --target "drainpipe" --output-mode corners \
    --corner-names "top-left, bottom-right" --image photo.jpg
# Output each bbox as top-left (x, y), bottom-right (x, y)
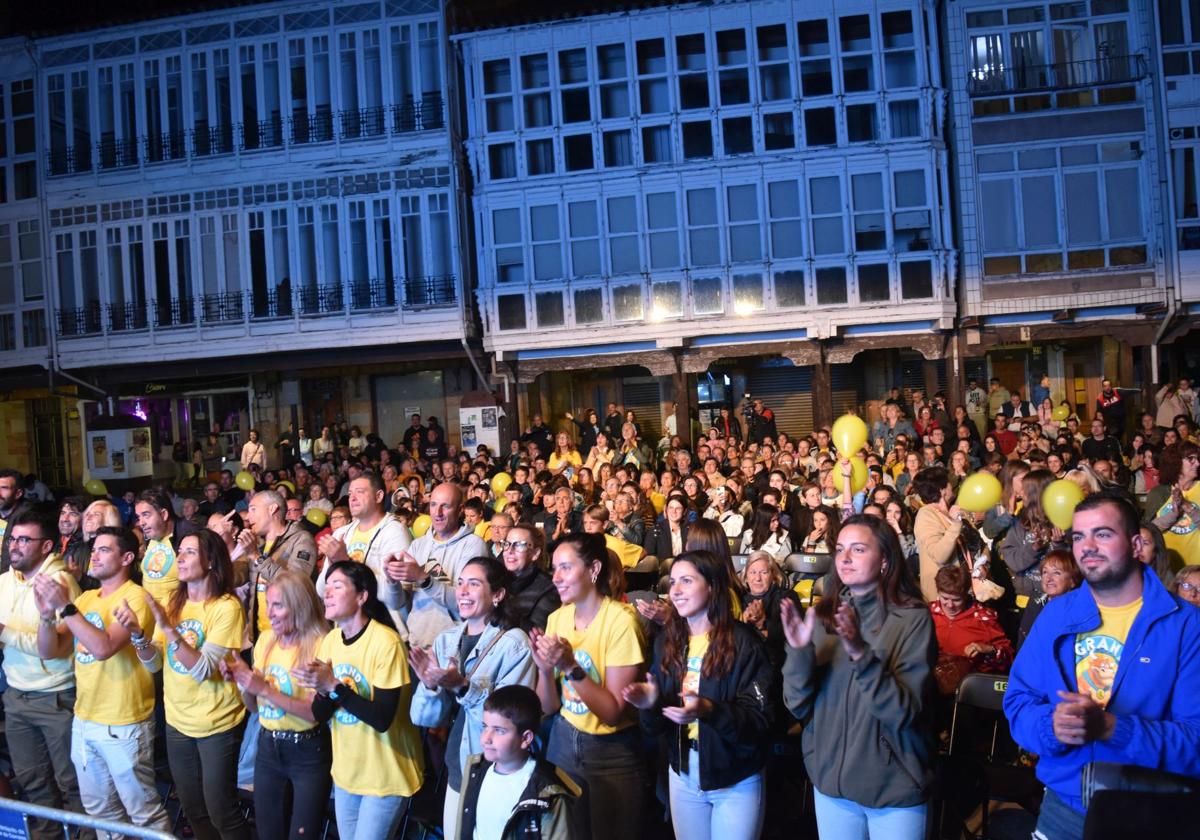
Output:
top-left (459, 337), bottom-right (491, 394)
top-left (1149, 4), bottom-right (1180, 368)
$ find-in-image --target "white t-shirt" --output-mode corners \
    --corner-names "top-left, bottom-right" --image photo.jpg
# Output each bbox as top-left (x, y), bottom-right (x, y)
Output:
top-left (474, 757), bottom-right (537, 840)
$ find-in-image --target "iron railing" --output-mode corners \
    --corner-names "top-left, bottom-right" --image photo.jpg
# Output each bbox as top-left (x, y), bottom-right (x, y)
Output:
top-left (192, 123), bottom-right (235, 157)
top-left (298, 284), bottom-right (344, 315)
top-left (55, 305), bottom-right (103, 338)
top-left (145, 130), bottom-right (187, 163)
top-left (968, 54), bottom-right (1146, 97)
top-left (108, 301), bottom-right (148, 332)
top-left (0, 796), bottom-right (175, 840)
top-left (340, 106), bottom-right (387, 140)
top-left (350, 278), bottom-right (396, 310)
top-left (404, 274), bottom-right (457, 308)
top-left (290, 110), bottom-right (335, 145)
top-left (96, 136), bottom-right (138, 169)
top-left (153, 297), bottom-right (195, 328)
top-left (46, 145), bottom-right (91, 176)
top-left (391, 95), bottom-right (445, 133)
top-left (201, 292), bottom-right (245, 323)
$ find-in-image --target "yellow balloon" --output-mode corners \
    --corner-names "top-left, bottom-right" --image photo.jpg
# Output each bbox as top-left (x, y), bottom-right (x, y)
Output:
top-left (832, 414), bottom-right (869, 456)
top-left (1051, 405), bottom-right (1070, 422)
top-left (305, 508), bottom-right (328, 528)
top-left (411, 514), bottom-right (432, 538)
top-left (235, 471), bottom-right (255, 491)
top-left (494, 498), bottom-right (507, 513)
top-left (1042, 480), bottom-right (1086, 531)
top-left (957, 472), bottom-right (1002, 513)
top-left (490, 472), bottom-right (513, 496)
top-left (84, 479), bottom-right (108, 496)
top-left (277, 480), bottom-right (296, 495)
top-left (848, 457), bottom-right (868, 493)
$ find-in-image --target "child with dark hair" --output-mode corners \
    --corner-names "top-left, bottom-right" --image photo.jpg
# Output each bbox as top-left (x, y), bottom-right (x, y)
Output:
top-left (456, 685), bottom-right (579, 840)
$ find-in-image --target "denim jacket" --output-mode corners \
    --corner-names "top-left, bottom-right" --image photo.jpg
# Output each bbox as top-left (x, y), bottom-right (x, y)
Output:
top-left (409, 621), bottom-right (536, 781)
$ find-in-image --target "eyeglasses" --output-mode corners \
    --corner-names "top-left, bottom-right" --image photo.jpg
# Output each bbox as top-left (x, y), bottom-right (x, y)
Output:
top-left (501, 540), bottom-right (531, 551)
top-left (11, 536), bottom-right (44, 548)
top-left (1180, 582), bottom-right (1199, 593)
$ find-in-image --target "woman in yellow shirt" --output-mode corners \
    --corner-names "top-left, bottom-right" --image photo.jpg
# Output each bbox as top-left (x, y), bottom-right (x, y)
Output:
top-left (222, 571), bottom-right (330, 840)
top-left (531, 532), bottom-right (644, 840)
top-left (130, 529), bottom-right (248, 840)
top-left (292, 560), bottom-right (422, 840)
top-left (548, 431), bottom-right (583, 483)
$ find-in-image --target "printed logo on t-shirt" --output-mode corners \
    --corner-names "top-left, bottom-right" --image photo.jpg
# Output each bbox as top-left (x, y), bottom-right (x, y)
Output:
top-left (143, 542), bottom-right (176, 580)
top-left (560, 649), bottom-right (599, 716)
top-left (167, 619), bottom-right (205, 675)
top-left (259, 663), bottom-right (293, 721)
top-left (682, 653), bottom-right (702, 696)
top-left (74, 611), bottom-right (106, 665)
top-left (1157, 499), bottom-right (1199, 536)
top-left (332, 663), bottom-right (371, 725)
top-left (1075, 633), bottom-right (1122, 707)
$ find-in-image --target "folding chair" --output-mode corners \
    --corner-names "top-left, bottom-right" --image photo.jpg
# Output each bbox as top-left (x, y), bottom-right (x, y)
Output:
top-left (944, 673), bottom-right (1040, 839)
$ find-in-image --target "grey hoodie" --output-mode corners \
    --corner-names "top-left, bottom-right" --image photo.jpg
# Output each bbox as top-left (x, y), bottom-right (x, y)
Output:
top-left (782, 586), bottom-right (937, 809)
top-left (391, 525), bottom-right (488, 648)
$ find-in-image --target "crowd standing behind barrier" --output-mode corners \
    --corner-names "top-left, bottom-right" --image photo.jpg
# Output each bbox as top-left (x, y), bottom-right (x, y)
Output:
top-left (0, 378), bottom-right (1198, 840)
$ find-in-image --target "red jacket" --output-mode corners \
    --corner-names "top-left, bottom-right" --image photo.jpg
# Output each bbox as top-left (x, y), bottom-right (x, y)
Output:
top-left (930, 599), bottom-right (1013, 673)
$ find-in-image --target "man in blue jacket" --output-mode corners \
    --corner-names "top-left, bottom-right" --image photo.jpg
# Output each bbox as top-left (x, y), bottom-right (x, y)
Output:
top-left (1005, 491), bottom-right (1200, 840)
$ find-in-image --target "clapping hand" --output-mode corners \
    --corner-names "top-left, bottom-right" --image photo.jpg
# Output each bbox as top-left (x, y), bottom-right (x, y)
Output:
top-left (32, 575), bottom-right (70, 619)
top-left (530, 628), bottom-right (576, 673)
top-left (410, 646), bottom-right (467, 691)
top-left (317, 534), bottom-right (349, 564)
top-left (741, 598), bottom-right (766, 630)
top-left (1052, 691), bottom-right (1115, 746)
top-left (291, 659), bottom-right (338, 695)
top-left (112, 599), bottom-right (142, 635)
top-left (635, 597), bottom-right (673, 626)
top-left (622, 673), bottom-right (660, 710)
top-left (779, 598), bottom-right (818, 649)
top-left (831, 602), bottom-right (865, 660)
top-left (662, 690), bottom-right (712, 725)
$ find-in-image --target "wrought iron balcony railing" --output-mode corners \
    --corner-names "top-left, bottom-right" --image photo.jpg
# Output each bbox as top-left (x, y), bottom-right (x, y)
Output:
top-left (46, 145), bottom-right (92, 176)
top-left (145, 131), bottom-right (187, 163)
top-left (107, 302), bottom-right (148, 332)
top-left (96, 137), bottom-right (138, 169)
top-left (153, 297), bottom-right (196, 328)
top-left (192, 124), bottom-right (235, 157)
top-left (404, 274), bottom-right (457, 308)
top-left (56, 305), bottom-right (104, 338)
top-left (201, 292), bottom-right (245, 324)
top-left (968, 54), bottom-right (1146, 97)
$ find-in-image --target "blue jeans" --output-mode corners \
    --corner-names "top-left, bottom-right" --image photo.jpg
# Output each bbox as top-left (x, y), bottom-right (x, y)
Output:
top-left (235, 711), bottom-right (260, 789)
top-left (812, 787), bottom-right (927, 840)
top-left (1033, 788), bottom-right (1085, 840)
top-left (333, 785), bottom-right (409, 840)
top-left (668, 750), bottom-right (763, 840)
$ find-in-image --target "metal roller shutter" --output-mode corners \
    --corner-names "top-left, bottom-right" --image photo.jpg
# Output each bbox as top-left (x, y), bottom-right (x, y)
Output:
top-left (747, 367), bottom-right (814, 438)
top-left (622, 378), bottom-right (664, 442)
top-left (831, 363), bottom-right (865, 418)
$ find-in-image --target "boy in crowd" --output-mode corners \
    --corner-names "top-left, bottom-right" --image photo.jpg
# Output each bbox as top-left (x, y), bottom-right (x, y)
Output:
top-left (456, 685), bottom-right (578, 840)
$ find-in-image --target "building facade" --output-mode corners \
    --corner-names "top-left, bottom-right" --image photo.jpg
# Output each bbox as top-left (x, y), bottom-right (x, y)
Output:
top-left (457, 0), bottom-right (960, 438)
top-left (9, 0), bottom-right (487, 484)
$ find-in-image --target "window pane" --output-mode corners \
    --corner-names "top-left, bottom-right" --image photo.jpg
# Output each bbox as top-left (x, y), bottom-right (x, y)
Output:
top-left (564, 134), bottom-right (594, 171)
top-left (772, 221), bottom-right (804, 257)
top-left (1021, 175), bottom-right (1059, 247)
top-left (774, 269), bottom-right (805, 307)
top-left (733, 273), bottom-right (763, 312)
top-left (603, 130), bottom-right (633, 167)
top-left (682, 121), bottom-right (713, 159)
top-left (497, 294), bottom-right (526, 329)
top-left (900, 261), bottom-right (934, 298)
top-left (888, 100), bottom-right (920, 137)
top-left (894, 170), bottom-right (926, 206)
top-left (858, 263), bottom-right (890, 302)
top-left (574, 288), bottom-right (604, 323)
top-left (852, 173), bottom-right (883, 209)
top-left (598, 44), bottom-right (626, 79)
top-left (651, 281), bottom-right (682, 318)
top-left (494, 208), bottom-right (520, 243)
top-left (846, 104), bottom-right (876, 141)
top-left (536, 291), bottom-right (564, 327)
top-left (723, 117), bottom-right (753, 155)
top-left (769, 180), bottom-right (801, 217)
top-left (642, 125), bottom-right (671, 163)
top-left (612, 284), bottom-right (643, 320)
top-left (810, 177), bottom-right (841, 214)
top-left (804, 108), bottom-right (836, 146)
top-left (1065, 172), bottom-right (1101, 244)
top-left (763, 113), bottom-right (795, 149)
top-left (728, 185), bottom-right (758, 221)
top-left (687, 188), bottom-right (717, 225)
top-left (980, 180), bottom-right (1018, 250)
top-left (1105, 169), bottom-right (1141, 239)
top-left (816, 266), bottom-right (847, 304)
top-left (812, 219), bottom-right (843, 254)
top-left (692, 276), bottom-right (722, 314)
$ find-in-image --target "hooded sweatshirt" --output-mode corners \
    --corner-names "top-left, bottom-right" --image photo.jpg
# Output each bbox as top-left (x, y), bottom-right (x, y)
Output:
top-left (392, 524), bottom-right (488, 648)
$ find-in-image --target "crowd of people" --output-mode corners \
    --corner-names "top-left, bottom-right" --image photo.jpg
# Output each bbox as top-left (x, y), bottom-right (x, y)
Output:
top-left (0, 373), bottom-right (1197, 840)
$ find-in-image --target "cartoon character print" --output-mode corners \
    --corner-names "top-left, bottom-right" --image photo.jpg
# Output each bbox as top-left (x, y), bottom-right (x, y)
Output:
top-left (1075, 633), bottom-right (1122, 708)
top-left (258, 664), bottom-right (292, 721)
top-left (560, 649), bottom-right (600, 716)
top-left (682, 651), bottom-right (702, 697)
top-left (331, 663), bottom-right (371, 725)
top-left (74, 611), bottom-right (106, 665)
top-left (1156, 498), bottom-right (1199, 536)
top-left (167, 619), bottom-right (205, 675)
top-left (143, 542), bottom-right (176, 580)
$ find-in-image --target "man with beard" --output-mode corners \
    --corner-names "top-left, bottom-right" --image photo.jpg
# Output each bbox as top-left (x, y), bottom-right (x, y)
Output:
top-left (0, 467), bottom-right (32, 573)
top-left (1005, 491), bottom-right (1200, 840)
top-left (133, 490), bottom-right (184, 606)
top-left (31, 526), bottom-right (169, 834)
top-left (385, 481), bottom-right (487, 648)
top-left (240, 490), bottom-right (317, 643)
top-left (0, 506), bottom-right (86, 837)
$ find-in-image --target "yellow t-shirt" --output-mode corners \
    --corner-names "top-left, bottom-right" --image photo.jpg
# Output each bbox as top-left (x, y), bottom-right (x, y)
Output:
top-left (1075, 597), bottom-right (1142, 708)
top-left (651, 492), bottom-right (666, 515)
top-left (254, 537), bottom-right (278, 635)
top-left (683, 633), bottom-right (709, 741)
top-left (604, 534), bottom-right (644, 570)
top-left (253, 629), bottom-right (326, 733)
top-left (1157, 482), bottom-right (1200, 571)
top-left (345, 521), bottom-right (385, 564)
top-left (318, 620), bottom-right (423, 798)
top-left (74, 580), bottom-right (156, 726)
top-left (154, 595), bottom-right (246, 737)
top-left (549, 450), bottom-right (583, 478)
top-left (141, 538), bottom-right (179, 604)
top-left (545, 597), bottom-right (644, 736)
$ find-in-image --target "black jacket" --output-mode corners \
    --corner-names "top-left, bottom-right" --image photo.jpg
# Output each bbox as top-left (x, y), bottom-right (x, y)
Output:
top-left (520, 424), bottom-right (554, 460)
top-left (507, 566), bottom-right (560, 633)
top-left (602, 412), bottom-right (625, 444)
top-left (570, 418), bottom-right (600, 455)
top-left (458, 754), bottom-right (579, 840)
top-left (640, 622), bottom-right (774, 790)
top-left (644, 519), bottom-right (689, 560)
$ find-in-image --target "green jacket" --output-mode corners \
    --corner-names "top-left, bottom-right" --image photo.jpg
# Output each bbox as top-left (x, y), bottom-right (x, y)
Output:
top-left (457, 753), bottom-right (579, 840)
top-left (782, 586), bottom-right (937, 809)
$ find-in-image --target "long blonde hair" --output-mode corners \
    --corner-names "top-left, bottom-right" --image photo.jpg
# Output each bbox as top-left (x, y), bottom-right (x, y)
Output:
top-left (260, 570), bottom-right (328, 667)
top-left (83, 500), bottom-right (122, 533)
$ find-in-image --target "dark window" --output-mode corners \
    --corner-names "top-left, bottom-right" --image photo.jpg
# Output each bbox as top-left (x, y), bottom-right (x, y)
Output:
top-left (858, 263), bottom-right (890, 302)
top-left (682, 121), bottom-right (713, 159)
top-left (763, 113), bottom-right (794, 150)
top-left (900, 261), bottom-right (933, 298)
top-left (564, 134), bottom-right (594, 171)
top-left (816, 266), bottom-right (848, 305)
top-left (846, 103), bottom-right (877, 142)
top-left (723, 117), bottom-right (753, 155)
top-left (804, 108), bottom-right (836, 146)
top-left (497, 294), bottom-right (526, 330)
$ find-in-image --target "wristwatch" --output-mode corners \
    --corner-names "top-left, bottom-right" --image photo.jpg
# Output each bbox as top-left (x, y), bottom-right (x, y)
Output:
top-left (567, 664), bottom-right (587, 682)
top-left (59, 604), bottom-right (79, 620)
